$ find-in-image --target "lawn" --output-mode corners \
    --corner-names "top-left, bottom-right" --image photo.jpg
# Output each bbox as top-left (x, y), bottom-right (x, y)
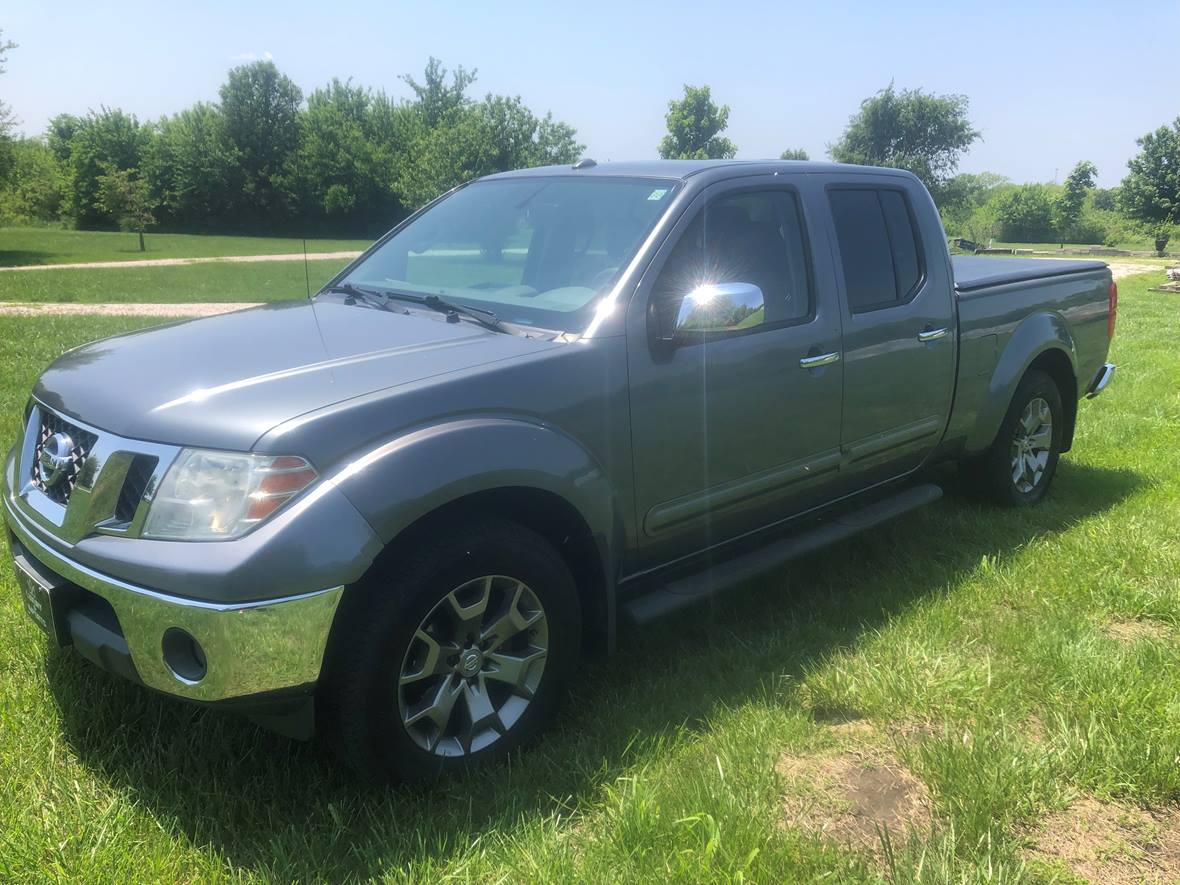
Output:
top-left (0, 272), bottom-right (1178, 881)
top-left (0, 258), bottom-right (350, 303)
top-left (0, 226), bottom-right (372, 267)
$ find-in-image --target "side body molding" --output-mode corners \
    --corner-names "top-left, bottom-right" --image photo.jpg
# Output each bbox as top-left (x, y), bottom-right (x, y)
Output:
top-left (327, 415), bottom-right (622, 578)
top-left (966, 311), bottom-right (1078, 453)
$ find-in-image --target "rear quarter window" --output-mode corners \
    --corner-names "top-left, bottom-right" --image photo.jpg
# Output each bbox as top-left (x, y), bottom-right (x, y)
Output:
top-left (829, 186), bottom-right (925, 313)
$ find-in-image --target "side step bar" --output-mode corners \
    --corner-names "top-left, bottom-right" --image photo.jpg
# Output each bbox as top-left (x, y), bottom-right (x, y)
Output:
top-left (621, 483), bottom-right (943, 626)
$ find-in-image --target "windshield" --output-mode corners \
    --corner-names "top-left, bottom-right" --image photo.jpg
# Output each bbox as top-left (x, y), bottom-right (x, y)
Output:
top-left (338, 176), bottom-right (679, 333)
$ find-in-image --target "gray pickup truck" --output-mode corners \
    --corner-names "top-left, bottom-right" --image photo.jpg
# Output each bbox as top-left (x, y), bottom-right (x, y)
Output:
top-left (4, 160), bottom-right (1116, 780)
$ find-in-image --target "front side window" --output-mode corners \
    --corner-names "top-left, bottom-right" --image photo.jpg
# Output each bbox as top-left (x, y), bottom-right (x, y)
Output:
top-left (829, 187), bottom-right (925, 312)
top-left (651, 189), bottom-right (813, 335)
top-left (340, 177), bottom-right (678, 333)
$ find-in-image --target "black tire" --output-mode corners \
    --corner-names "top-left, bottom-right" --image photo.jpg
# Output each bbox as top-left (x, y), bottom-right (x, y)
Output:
top-left (959, 369), bottom-right (1064, 506)
top-left (319, 519), bottom-right (581, 782)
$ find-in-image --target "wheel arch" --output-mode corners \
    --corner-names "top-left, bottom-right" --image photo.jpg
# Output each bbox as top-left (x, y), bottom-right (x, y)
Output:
top-left (329, 417), bottom-right (623, 654)
top-left (966, 312), bottom-right (1079, 454)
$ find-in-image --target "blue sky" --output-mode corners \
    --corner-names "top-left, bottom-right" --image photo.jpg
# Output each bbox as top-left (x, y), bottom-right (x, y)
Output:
top-left (3, 0), bottom-right (1175, 187)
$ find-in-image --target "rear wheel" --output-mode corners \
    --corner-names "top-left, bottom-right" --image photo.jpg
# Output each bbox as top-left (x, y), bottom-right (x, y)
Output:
top-left (960, 369), bottom-right (1064, 506)
top-left (320, 519), bottom-right (581, 781)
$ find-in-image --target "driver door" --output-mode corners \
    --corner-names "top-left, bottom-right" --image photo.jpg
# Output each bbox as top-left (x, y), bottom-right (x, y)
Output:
top-left (625, 177), bottom-right (844, 568)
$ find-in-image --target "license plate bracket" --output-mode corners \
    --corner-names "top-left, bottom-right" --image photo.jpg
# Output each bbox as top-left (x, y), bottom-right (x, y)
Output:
top-left (13, 548), bottom-right (71, 647)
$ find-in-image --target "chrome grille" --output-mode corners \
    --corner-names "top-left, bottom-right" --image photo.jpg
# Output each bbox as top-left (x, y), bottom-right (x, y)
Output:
top-left (30, 411), bottom-right (98, 504)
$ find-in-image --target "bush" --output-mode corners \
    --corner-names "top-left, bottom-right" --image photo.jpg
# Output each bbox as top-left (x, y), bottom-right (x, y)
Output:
top-left (993, 184), bottom-right (1057, 242)
top-left (0, 138), bottom-right (69, 224)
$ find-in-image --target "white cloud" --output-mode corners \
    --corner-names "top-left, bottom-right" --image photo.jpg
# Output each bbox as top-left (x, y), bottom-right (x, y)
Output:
top-left (230, 51), bottom-right (273, 62)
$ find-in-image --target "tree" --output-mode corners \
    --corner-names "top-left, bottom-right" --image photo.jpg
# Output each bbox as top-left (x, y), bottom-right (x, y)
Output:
top-left (938, 171), bottom-right (1010, 237)
top-left (144, 102), bottom-right (244, 230)
top-left (1054, 160), bottom-right (1097, 243)
top-left (1120, 118), bottom-right (1180, 255)
top-left (292, 79), bottom-right (404, 232)
top-left (992, 184), bottom-right (1057, 243)
top-left (0, 138), bottom-right (68, 223)
top-left (829, 84), bottom-right (980, 200)
top-left (658, 85), bottom-right (736, 160)
top-left (400, 58), bottom-right (477, 128)
top-left (779, 148), bottom-right (809, 160)
top-left (56, 108), bottom-right (151, 227)
top-left (96, 164), bottom-right (155, 251)
top-left (0, 30), bottom-right (18, 187)
top-left (219, 60), bottom-right (302, 226)
top-left (393, 60), bottom-right (583, 210)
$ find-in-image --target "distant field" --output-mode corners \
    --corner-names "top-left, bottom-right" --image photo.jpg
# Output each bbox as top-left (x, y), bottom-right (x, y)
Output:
top-left (989, 239), bottom-right (1164, 254)
top-left (0, 227), bottom-right (373, 268)
top-left (0, 258), bottom-right (349, 303)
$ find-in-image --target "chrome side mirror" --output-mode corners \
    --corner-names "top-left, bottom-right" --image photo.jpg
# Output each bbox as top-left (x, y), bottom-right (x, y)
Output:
top-left (673, 282), bottom-right (765, 335)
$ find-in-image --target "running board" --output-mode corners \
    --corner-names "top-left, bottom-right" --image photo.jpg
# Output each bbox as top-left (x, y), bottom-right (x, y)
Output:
top-left (621, 483), bottom-right (943, 626)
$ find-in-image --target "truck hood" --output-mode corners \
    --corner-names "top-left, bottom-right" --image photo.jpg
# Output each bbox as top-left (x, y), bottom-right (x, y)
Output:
top-left (34, 300), bottom-right (559, 451)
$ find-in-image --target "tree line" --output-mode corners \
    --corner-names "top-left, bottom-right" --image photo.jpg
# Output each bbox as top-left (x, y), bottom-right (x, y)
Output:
top-left (1, 32), bottom-right (1177, 253)
top-left (656, 82), bottom-right (1179, 254)
top-left (0, 54), bottom-right (582, 239)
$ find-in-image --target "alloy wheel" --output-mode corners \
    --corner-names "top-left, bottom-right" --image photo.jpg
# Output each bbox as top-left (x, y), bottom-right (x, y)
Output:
top-left (1010, 396), bottom-right (1053, 494)
top-left (397, 575), bottom-right (549, 757)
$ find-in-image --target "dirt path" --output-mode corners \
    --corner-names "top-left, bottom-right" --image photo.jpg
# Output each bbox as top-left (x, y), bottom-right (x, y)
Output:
top-left (0, 302), bottom-right (259, 317)
top-left (0, 251), bottom-right (362, 272)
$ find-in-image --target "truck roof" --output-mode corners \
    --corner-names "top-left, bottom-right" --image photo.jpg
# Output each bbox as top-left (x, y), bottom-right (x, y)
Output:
top-left (481, 159), bottom-right (918, 183)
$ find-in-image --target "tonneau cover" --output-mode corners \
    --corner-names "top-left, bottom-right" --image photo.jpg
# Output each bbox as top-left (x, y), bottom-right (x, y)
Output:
top-left (952, 255), bottom-right (1108, 292)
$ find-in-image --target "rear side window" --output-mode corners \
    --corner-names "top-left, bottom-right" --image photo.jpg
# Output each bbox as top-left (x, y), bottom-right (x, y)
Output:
top-left (829, 188), bottom-right (924, 312)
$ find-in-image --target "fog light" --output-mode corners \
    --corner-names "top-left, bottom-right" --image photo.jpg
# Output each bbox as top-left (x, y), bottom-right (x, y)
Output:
top-left (162, 627), bottom-right (207, 683)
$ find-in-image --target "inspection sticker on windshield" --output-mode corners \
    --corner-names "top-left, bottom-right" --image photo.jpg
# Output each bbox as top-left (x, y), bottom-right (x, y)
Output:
top-left (647, 188), bottom-right (669, 201)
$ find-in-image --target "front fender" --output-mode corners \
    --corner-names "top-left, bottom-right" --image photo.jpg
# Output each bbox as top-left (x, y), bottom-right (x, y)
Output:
top-left (327, 415), bottom-right (620, 558)
top-left (966, 311), bottom-right (1077, 452)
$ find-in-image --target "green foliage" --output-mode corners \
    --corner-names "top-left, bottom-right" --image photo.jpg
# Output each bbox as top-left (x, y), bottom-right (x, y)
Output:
top-left (658, 85), bottom-right (736, 160)
top-left (0, 30), bottom-right (17, 187)
top-left (52, 108), bottom-right (151, 228)
top-left (218, 61), bottom-right (303, 226)
top-left (938, 172), bottom-right (1010, 238)
top-left (95, 164), bottom-right (155, 250)
top-left (992, 183), bottom-right (1058, 242)
top-left (779, 148), bottom-right (809, 160)
top-left (144, 102), bottom-right (244, 230)
top-left (829, 83), bottom-right (979, 200)
top-left (17, 57), bottom-right (582, 235)
top-left (395, 69), bottom-right (583, 211)
top-left (291, 80), bottom-right (406, 232)
top-left (1054, 160), bottom-right (1097, 241)
top-left (0, 139), bottom-right (68, 224)
top-left (1120, 117), bottom-right (1180, 253)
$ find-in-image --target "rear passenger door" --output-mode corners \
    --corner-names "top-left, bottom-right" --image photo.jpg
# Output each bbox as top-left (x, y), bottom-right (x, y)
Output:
top-left (826, 179), bottom-right (956, 480)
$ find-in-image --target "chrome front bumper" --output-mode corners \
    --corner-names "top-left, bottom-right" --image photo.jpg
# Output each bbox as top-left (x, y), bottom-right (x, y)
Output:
top-left (4, 490), bottom-right (343, 703)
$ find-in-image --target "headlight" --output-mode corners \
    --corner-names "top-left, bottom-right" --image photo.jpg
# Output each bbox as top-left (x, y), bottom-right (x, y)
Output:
top-left (143, 449), bottom-right (317, 541)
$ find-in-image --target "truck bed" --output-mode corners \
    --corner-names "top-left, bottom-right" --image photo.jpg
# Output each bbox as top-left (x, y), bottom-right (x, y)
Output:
top-left (952, 255), bottom-right (1108, 293)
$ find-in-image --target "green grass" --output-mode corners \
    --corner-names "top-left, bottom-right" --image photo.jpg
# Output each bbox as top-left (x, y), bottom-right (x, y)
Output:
top-left (0, 227), bottom-right (372, 267)
top-left (989, 239), bottom-right (1167, 255)
top-left (1, 272), bottom-right (1178, 881)
top-left (0, 259), bottom-right (350, 303)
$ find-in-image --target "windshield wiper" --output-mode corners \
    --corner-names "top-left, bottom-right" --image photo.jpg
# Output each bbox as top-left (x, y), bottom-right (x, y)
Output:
top-left (420, 294), bottom-right (506, 333)
top-left (321, 283), bottom-right (403, 312)
top-left (324, 283), bottom-right (509, 334)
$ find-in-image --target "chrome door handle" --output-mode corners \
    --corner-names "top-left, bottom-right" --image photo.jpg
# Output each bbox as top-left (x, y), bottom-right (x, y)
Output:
top-left (799, 351), bottom-right (841, 369)
top-left (917, 327), bottom-right (949, 343)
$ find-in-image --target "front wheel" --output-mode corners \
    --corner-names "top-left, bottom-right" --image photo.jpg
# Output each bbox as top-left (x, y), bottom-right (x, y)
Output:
top-left (960, 369), bottom-right (1064, 506)
top-left (319, 519), bottom-right (581, 782)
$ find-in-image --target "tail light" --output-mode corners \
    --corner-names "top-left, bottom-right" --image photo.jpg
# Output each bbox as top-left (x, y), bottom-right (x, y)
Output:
top-left (1107, 280), bottom-right (1118, 339)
